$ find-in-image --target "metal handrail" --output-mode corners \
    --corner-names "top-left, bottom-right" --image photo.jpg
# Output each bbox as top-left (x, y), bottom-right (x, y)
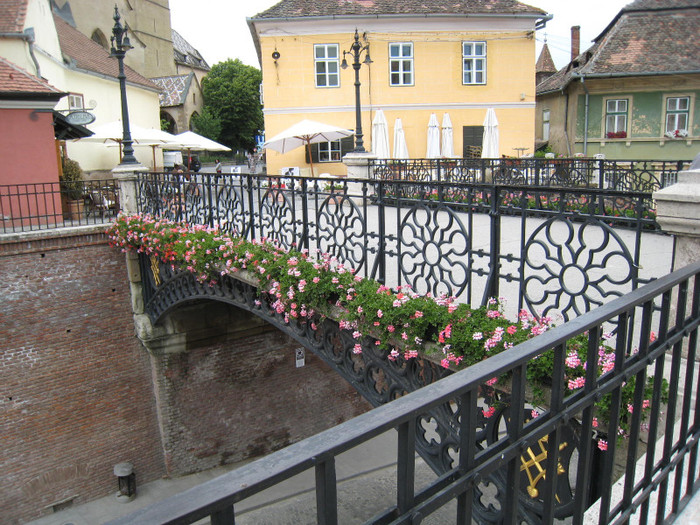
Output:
top-left (0, 179), bottom-right (119, 234)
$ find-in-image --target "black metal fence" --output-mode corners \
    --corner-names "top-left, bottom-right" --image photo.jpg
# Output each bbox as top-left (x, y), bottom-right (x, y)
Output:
top-left (0, 179), bottom-right (119, 234)
top-left (369, 158), bottom-right (687, 192)
top-left (108, 259), bottom-right (700, 525)
top-left (136, 172), bottom-right (671, 323)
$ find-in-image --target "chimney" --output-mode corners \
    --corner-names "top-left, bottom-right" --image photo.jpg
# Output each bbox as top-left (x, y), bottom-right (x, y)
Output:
top-left (571, 26), bottom-right (580, 62)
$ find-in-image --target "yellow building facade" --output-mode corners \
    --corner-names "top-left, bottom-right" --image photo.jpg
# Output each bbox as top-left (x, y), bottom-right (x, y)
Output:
top-left (249, 3), bottom-right (548, 177)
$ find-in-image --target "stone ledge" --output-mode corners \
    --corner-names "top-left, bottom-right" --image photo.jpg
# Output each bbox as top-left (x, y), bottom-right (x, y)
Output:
top-left (0, 224), bottom-right (111, 256)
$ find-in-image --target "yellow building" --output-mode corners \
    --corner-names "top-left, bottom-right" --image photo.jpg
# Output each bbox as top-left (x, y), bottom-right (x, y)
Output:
top-left (248, 0), bottom-right (550, 177)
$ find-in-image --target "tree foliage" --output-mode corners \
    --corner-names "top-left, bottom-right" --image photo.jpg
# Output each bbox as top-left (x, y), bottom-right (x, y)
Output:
top-left (201, 59), bottom-right (263, 152)
top-left (191, 107), bottom-right (222, 142)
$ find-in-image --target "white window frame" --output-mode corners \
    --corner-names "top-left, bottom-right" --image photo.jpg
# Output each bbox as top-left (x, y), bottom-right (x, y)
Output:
top-left (665, 96), bottom-right (690, 133)
top-left (389, 42), bottom-right (413, 86)
top-left (605, 98), bottom-right (629, 136)
top-left (462, 41), bottom-right (486, 85)
top-left (318, 140), bottom-right (342, 162)
top-left (542, 109), bottom-right (550, 141)
top-left (314, 44), bottom-right (340, 88)
top-left (68, 93), bottom-right (84, 110)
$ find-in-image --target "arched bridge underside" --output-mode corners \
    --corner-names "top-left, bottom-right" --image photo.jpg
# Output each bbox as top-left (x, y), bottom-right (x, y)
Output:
top-left (140, 256), bottom-right (585, 523)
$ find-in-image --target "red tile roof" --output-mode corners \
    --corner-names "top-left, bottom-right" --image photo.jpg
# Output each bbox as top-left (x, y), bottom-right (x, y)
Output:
top-left (0, 56), bottom-right (63, 96)
top-left (536, 42), bottom-right (556, 74)
top-left (252, 0), bottom-right (547, 18)
top-left (53, 14), bottom-right (158, 91)
top-left (537, 2), bottom-right (700, 95)
top-left (0, 0), bottom-right (27, 33)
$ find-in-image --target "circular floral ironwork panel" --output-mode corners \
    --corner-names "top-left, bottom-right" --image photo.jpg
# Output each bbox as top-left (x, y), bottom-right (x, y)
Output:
top-left (523, 216), bottom-right (635, 320)
top-left (399, 203), bottom-right (470, 298)
top-left (316, 194), bottom-right (367, 273)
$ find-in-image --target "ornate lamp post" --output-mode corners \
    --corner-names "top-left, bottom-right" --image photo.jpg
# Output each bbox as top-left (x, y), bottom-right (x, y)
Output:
top-left (110, 5), bottom-right (137, 165)
top-left (341, 30), bottom-right (372, 152)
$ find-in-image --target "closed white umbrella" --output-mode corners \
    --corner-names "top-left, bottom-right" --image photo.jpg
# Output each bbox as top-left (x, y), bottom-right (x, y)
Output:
top-left (371, 109), bottom-right (390, 159)
top-left (481, 108), bottom-right (499, 158)
top-left (393, 118), bottom-right (409, 159)
top-left (263, 119), bottom-right (354, 177)
top-left (441, 113), bottom-right (454, 158)
top-left (426, 113), bottom-right (441, 158)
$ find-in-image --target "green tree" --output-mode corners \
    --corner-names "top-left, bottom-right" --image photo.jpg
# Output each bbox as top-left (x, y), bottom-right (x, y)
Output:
top-left (191, 107), bottom-right (222, 142)
top-left (202, 59), bottom-right (263, 152)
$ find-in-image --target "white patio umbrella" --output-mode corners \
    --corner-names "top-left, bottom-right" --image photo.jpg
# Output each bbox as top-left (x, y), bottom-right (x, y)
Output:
top-left (441, 113), bottom-right (455, 158)
top-left (76, 121), bottom-right (182, 166)
top-left (393, 118), bottom-right (409, 159)
top-left (371, 109), bottom-right (390, 159)
top-left (263, 119), bottom-right (353, 177)
top-left (175, 131), bottom-right (231, 152)
top-left (481, 108), bottom-right (500, 158)
top-left (426, 113), bottom-right (441, 158)
top-left (77, 121), bottom-right (179, 145)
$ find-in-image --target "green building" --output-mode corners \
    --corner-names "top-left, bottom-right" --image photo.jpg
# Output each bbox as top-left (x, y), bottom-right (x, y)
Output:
top-left (536, 0), bottom-right (699, 161)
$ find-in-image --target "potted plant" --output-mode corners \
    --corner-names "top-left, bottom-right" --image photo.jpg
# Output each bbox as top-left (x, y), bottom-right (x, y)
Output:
top-left (60, 157), bottom-right (86, 220)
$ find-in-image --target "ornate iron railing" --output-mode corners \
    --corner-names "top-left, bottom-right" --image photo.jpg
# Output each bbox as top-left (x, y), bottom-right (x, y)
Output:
top-left (0, 179), bottom-right (119, 233)
top-left (108, 258), bottom-right (700, 525)
top-left (368, 158), bottom-right (687, 192)
top-left (135, 172), bottom-right (670, 323)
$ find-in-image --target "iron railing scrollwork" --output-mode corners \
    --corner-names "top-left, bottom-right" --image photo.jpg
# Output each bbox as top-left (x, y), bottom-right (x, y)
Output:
top-left (116, 256), bottom-right (700, 525)
top-left (135, 172), bottom-right (669, 325)
top-left (368, 158), bottom-right (687, 192)
top-left (139, 254), bottom-right (587, 522)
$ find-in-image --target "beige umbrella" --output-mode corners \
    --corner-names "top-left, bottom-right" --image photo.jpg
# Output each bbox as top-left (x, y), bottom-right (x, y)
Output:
top-left (77, 121), bottom-right (182, 166)
top-left (174, 131), bottom-right (231, 152)
top-left (263, 119), bottom-right (353, 177)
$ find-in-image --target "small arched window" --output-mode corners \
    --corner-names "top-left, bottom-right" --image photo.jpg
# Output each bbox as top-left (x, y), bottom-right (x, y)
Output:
top-left (91, 29), bottom-right (109, 50)
top-left (189, 111), bottom-right (199, 131)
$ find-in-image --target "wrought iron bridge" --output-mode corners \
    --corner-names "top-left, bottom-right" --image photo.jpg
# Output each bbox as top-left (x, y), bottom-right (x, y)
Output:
top-left (105, 170), bottom-right (699, 524)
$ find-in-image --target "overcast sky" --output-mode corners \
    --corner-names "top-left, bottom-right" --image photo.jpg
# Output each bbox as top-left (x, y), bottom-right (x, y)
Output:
top-left (169, 0), bottom-right (632, 72)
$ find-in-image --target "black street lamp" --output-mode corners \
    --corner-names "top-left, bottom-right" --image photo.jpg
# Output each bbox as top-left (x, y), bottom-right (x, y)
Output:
top-left (110, 5), bottom-right (137, 165)
top-left (341, 29), bottom-right (372, 152)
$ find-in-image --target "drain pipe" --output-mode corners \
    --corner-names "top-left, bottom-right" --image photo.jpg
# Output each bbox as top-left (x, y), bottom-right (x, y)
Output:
top-left (580, 75), bottom-right (589, 156)
top-left (0, 28), bottom-right (41, 78)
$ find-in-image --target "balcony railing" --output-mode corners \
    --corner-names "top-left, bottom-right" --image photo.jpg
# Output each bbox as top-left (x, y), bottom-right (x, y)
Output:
top-left (108, 259), bottom-right (700, 524)
top-left (368, 157), bottom-right (688, 192)
top-left (0, 179), bottom-right (119, 234)
top-left (135, 171), bottom-right (671, 323)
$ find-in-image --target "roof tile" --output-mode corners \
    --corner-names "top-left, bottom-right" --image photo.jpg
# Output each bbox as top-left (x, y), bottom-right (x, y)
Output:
top-left (0, 0), bottom-right (27, 33)
top-left (0, 56), bottom-right (62, 95)
top-left (253, 0), bottom-right (546, 18)
top-left (536, 42), bottom-right (556, 74)
top-left (150, 74), bottom-right (192, 107)
top-left (537, 3), bottom-right (700, 94)
top-left (172, 30), bottom-right (210, 71)
top-left (53, 14), bottom-right (158, 91)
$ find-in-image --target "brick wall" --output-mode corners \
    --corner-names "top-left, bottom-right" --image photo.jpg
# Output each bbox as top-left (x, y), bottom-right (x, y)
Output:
top-left (0, 229), bottom-right (165, 524)
top-left (0, 228), bottom-right (370, 523)
top-left (150, 303), bottom-right (370, 476)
